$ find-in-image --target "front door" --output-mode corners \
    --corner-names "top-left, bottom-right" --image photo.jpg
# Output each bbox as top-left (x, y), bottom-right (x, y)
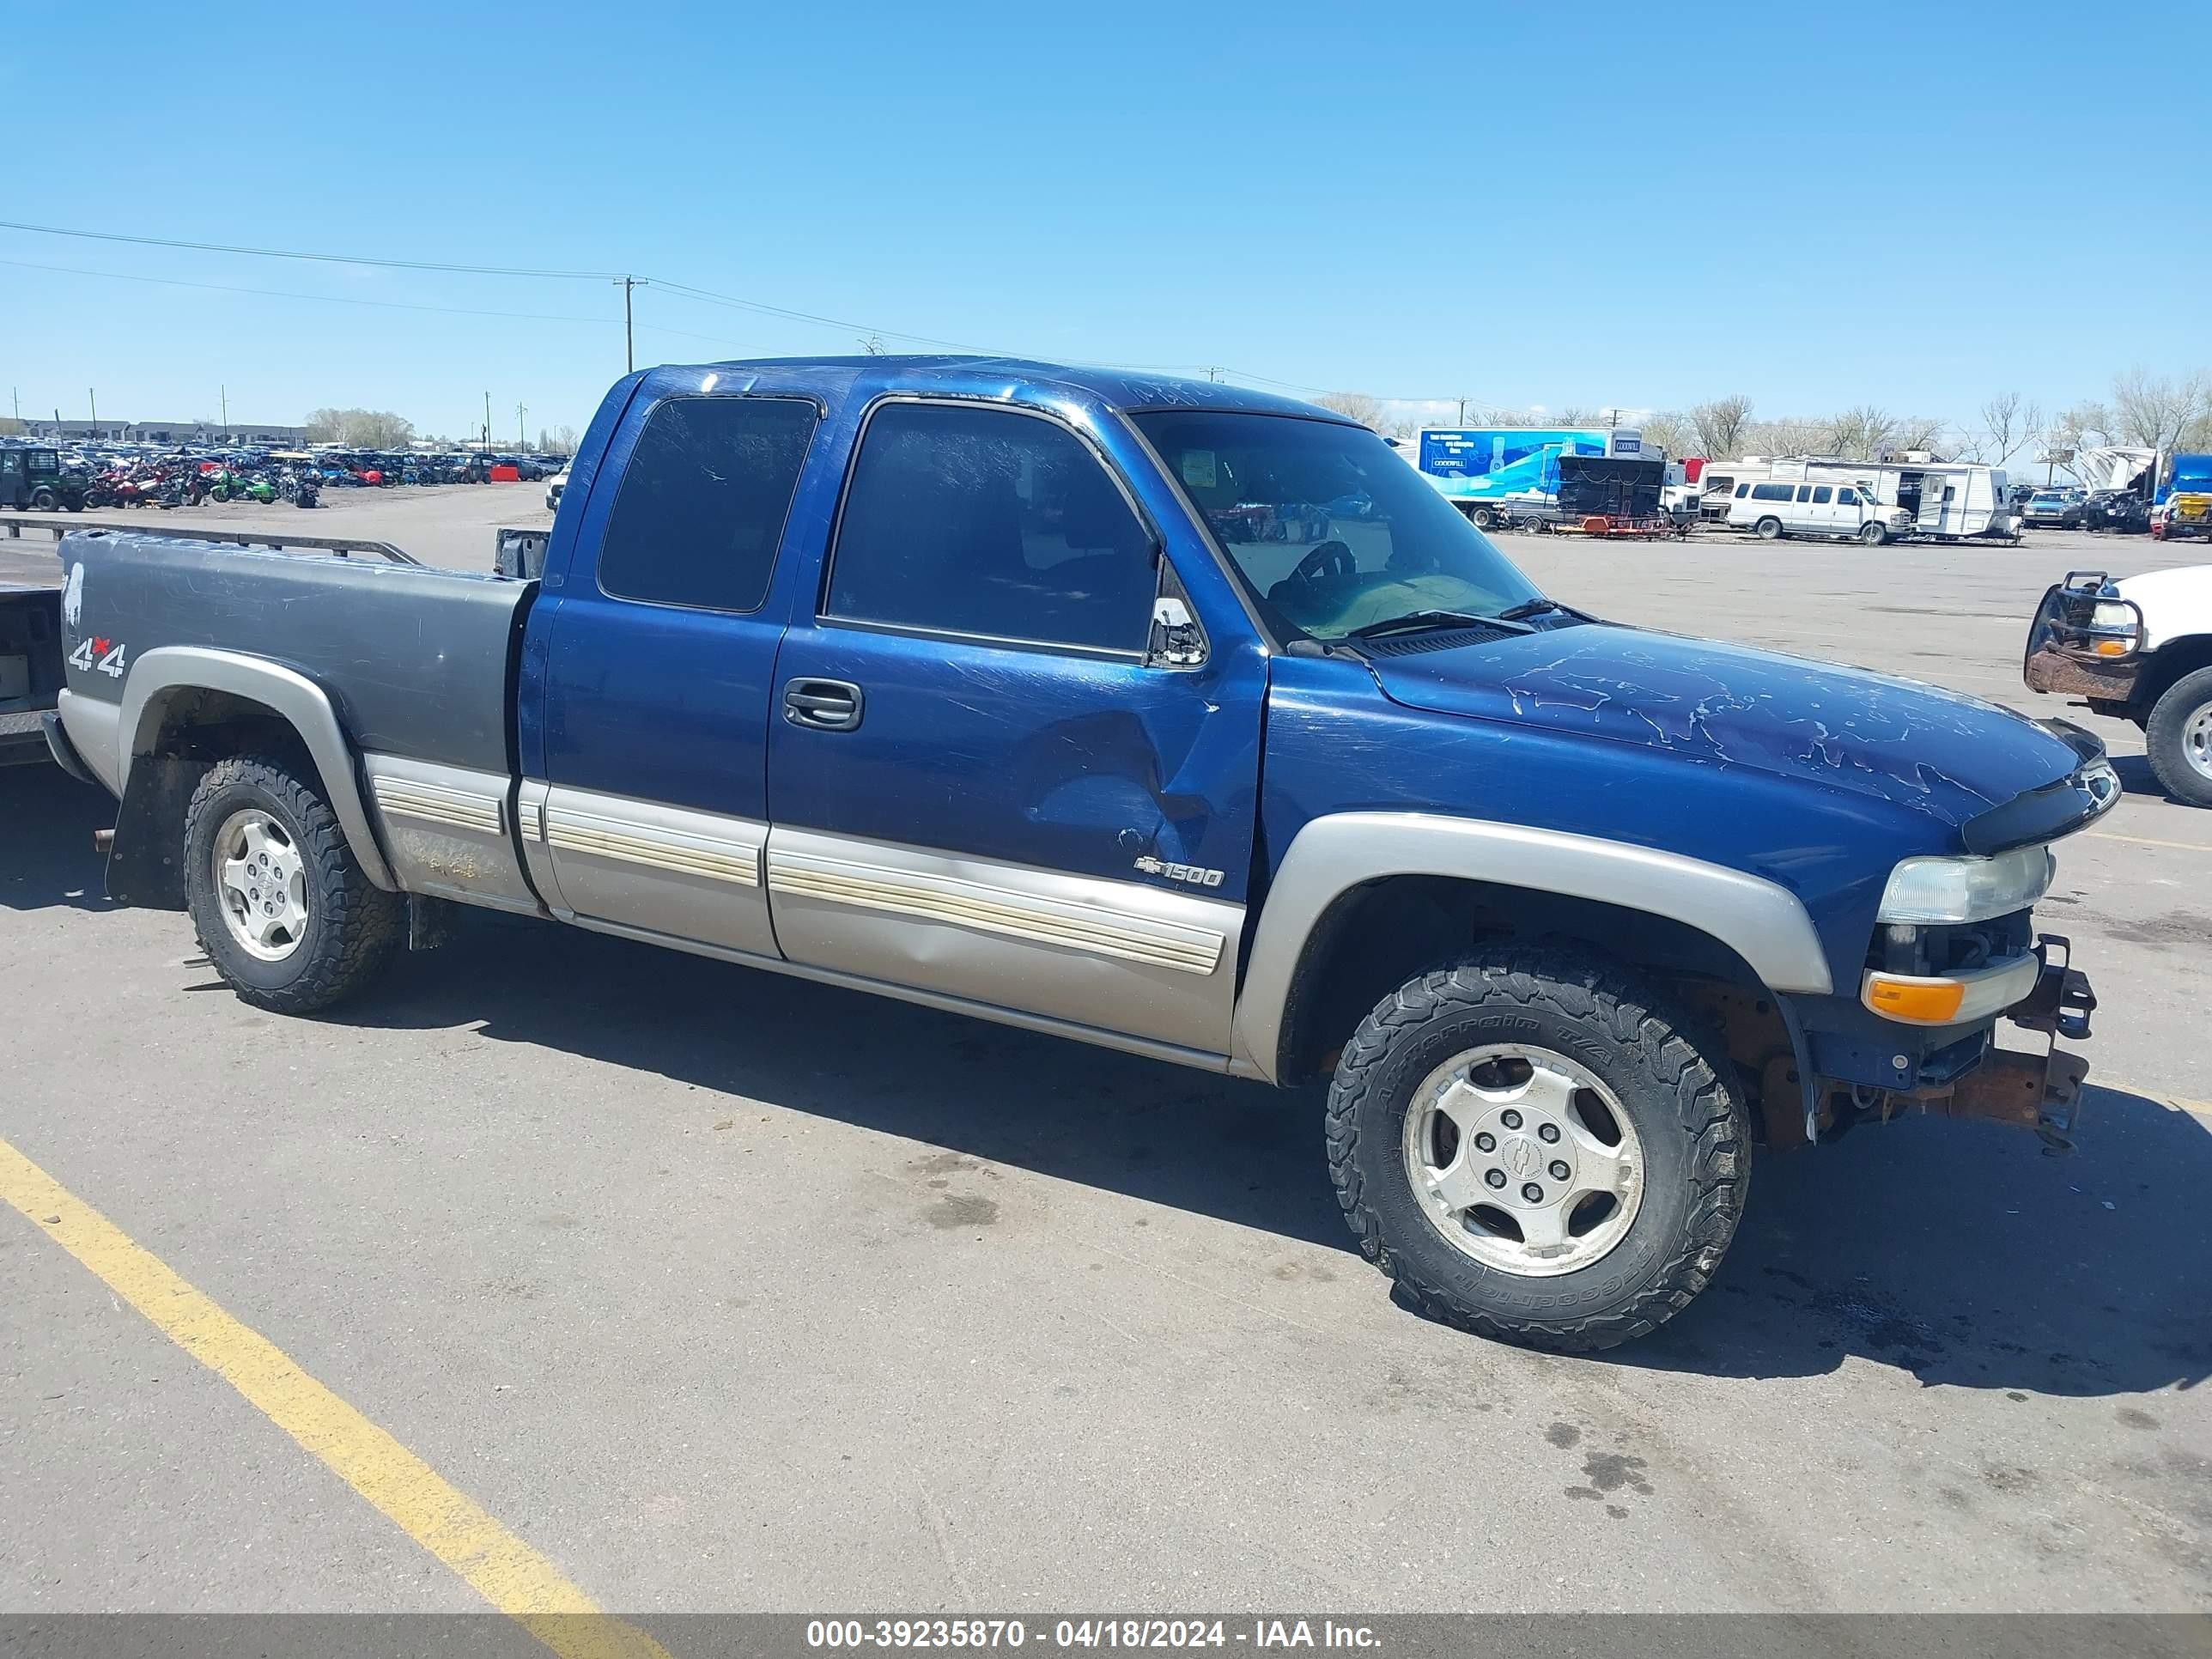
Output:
top-left (765, 398), bottom-right (1264, 1058)
top-left (528, 392), bottom-right (822, 957)
top-left (0, 449), bottom-right (21, 508)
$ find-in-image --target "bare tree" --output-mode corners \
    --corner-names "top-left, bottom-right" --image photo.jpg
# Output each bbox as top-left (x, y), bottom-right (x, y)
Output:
top-left (1687, 395), bottom-right (1754, 458)
top-left (1317, 392), bottom-right (1391, 431)
top-left (1891, 416), bottom-right (1947, 454)
top-left (1961, 392), bottom-right (2042, 466)
top-left (2111, 368), bottom-right (2211, 450)
top-left (304, 407), bottom-right (416, 448)
top-left (1825, 405), bottom-right (1899, 460)
top-left (857, 332), bottom-right (887, 356)
top-left (1638, 410), bottom-right (1696, 460)
top-left (1740, 416), bottom-right (1826, 457)
top-left (540, 423), bottom-right (579, 456)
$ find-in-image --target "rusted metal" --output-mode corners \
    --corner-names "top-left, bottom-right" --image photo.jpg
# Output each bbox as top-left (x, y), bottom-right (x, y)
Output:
top-left (1918, 1047), bottom-right (2089, 1147)
top-left (2023, 641), bottom-right (2141, 701)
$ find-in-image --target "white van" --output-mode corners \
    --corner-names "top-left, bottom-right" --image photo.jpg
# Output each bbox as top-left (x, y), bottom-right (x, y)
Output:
top-left (1726, 477), bottom-right (1912, 544)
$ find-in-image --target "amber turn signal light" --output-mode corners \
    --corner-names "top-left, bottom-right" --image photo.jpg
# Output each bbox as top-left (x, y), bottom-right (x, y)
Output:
top-left (1863, 974), bottom-right (1967, 1024)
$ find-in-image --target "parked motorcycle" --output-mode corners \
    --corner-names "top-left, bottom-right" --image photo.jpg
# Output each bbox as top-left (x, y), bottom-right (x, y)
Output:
top-left (280, 471), bottom-right (321, 508)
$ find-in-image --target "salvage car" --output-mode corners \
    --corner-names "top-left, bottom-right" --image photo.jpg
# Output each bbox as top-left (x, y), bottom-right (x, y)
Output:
top-left (2026, 565), bottom-right (2212, 805)
top-left (46, 357), bottom-right (2112, 1352)
top-left (2021, 488), bottom-right (2088, 530)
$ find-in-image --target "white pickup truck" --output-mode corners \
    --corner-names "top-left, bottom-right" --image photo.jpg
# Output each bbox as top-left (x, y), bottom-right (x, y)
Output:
top-left (2025, 563), bottom-right (2212, 805)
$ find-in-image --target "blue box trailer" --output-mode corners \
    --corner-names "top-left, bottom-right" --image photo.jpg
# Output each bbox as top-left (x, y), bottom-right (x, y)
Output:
top-left (1415, 426), bottom-right (1645, 527)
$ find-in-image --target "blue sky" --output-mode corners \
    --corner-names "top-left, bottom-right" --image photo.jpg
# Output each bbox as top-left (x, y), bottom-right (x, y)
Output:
top-left (3, 0), bottom-right (2207, 441)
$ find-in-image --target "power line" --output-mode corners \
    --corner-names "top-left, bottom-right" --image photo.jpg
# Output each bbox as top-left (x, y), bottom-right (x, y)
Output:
top-left (0, 258), bottom-right (621, 327)
top-left (0, 218), bottom-right (621, 280)
top-left (0, 218), bottom-right (1462, 404)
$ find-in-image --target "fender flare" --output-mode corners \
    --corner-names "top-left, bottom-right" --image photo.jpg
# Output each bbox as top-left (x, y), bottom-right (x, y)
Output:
top-left (117, 645), bottom-right (397, 890)
top-left (1230, 812), bottom-right (1834, 1081)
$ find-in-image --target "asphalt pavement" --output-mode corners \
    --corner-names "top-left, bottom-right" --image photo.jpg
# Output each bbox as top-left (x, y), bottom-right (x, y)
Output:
top-left (1, 495), bottom-right (2207, 1624)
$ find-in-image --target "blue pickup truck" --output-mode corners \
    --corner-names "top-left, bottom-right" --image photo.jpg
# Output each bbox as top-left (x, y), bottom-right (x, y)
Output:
top-left (44, 356), bottom-right (2114, 1351)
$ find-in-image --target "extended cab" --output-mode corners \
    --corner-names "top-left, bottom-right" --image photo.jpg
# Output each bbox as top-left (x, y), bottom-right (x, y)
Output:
top-left (47, 358), bottom-right (2115, 1352)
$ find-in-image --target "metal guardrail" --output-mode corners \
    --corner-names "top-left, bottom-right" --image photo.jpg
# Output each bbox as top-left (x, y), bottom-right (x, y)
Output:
top-left (0, 514), bottom-right (420, 565)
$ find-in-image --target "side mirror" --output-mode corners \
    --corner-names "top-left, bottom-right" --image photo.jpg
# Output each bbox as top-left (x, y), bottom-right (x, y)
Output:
top-left (1148, 595), bottom-right (1207, 667)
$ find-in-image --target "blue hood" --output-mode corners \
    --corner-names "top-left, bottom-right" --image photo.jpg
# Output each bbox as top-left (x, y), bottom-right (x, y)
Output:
top-left (1364, 623), bottom-right (2089, 837)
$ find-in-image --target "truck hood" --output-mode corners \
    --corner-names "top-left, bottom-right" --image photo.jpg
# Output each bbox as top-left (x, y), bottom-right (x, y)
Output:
top-left (2112, 563), bottom-right (2212, 651)
top-left (1364, 622), bottom-right (2094, 837)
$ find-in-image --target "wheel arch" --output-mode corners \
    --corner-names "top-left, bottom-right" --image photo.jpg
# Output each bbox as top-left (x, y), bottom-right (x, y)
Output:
top-left (2137, 635), bottom-right (2212, 715)
top-left (116, 646), bottom-right (395, 895)
top-left (1232, 813), bottom-right (1832, 1085)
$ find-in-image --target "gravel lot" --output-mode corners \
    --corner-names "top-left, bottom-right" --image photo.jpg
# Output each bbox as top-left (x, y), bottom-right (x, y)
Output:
top-left (2, 491), bottom-right (2207, 1620)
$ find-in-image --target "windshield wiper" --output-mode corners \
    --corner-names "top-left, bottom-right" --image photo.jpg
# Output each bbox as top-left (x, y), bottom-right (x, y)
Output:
top-left (1495, 597), bottom-right (1575, 622)
top-left (1346, 609), bottom-right (1530, 642)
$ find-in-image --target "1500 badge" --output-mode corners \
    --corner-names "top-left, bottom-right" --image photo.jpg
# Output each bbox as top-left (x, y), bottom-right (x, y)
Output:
top-left (66, 635), bottom-right (127, 678)
top-left (1133, 855), bottom-right (1224, 888)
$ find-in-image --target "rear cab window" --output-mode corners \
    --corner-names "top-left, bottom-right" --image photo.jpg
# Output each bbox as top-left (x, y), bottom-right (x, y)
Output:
top-left (597, 397), bottom-right (819, 612)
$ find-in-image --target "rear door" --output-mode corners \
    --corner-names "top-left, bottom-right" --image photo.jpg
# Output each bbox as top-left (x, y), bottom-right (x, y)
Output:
top-left (763, 398), bottom-right (1264, 1057)
top-left (527, 392), bottom-right (821, 957)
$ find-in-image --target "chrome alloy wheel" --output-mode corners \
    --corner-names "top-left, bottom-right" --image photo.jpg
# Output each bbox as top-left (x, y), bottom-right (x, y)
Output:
top-left (2186, 702), bottom-right (2212, 782)
top-left (1401, 1044), bottom-right (1645, 1277)
top-left (213, 808), bottom-right (309, 962)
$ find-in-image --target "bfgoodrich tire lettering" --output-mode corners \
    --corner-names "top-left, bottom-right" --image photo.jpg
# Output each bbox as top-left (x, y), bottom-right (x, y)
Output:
top-left (184, 754), bottom-right (402, 1013)
top-left (1327, 947), bottom-right (1748, 1352)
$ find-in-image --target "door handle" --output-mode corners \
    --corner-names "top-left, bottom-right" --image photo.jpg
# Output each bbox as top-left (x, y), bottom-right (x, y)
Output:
top-left (783, 678), bottom-right (864, 732)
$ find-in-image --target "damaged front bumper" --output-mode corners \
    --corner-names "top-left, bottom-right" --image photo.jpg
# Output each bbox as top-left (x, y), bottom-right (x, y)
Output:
top-left (1905, 936), bottom-right (2097, 1149)
top-left (2022, 573), bottom-right (2144, 704)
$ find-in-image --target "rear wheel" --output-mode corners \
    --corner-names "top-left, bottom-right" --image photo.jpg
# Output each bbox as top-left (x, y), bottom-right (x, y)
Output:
top-left (29, 486), bottom-right (58, 511)
top-left (2146, 668), bottom-right (2212, 808)
top-left (1755, 516), bottom-right (1784, 540)
top-left (184, 755), bottom-right (403, 1012)
top-left (1327, 948), bottom-right (1748, 1352)
top-left (1473, 506), bottom-right (1499, 531)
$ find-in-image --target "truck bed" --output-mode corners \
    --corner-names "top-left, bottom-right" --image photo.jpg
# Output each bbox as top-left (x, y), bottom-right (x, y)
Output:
top-left (58, 529), bottom-right (531, 777)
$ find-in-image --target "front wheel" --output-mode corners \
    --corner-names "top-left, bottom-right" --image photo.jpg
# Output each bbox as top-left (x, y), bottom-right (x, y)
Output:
top-left (1755, 516), bottom-right (1784, 540)
top-left (184, 754), bottom-right (403, 1012)
top-left (2146, 667), bottom-right (2212, 807)
top-left (1327, 949), bottom-right (1748, 1352)
top-left (1858, 521), bottom-right (1889, 546)
top-left (1472, 506), bottom-right (1499, 531)
top-left (29, 486), bottom-right (58, 511)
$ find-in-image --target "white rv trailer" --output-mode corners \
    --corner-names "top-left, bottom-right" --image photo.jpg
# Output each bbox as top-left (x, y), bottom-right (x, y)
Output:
top-left (1717, 454), bottom-right (2017, 542)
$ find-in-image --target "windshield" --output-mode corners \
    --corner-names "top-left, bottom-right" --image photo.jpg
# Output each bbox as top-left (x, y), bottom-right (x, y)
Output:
top-left (1132, 410), bottom-right (1542, 641)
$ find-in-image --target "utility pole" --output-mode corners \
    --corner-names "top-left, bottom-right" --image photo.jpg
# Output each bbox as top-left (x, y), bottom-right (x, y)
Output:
top-left (616, 276), bottom-right (647, 373)
top-left (483, 391), bottom-right (492, 455)
top-left (517, 402), bottom-right (526, 450)
top-left (1206, 367), bottom-right (1222, 383)
top-left (220, 386), bottom-right (228, 431)
top-left (88, 389), bottom-right (97, 436)
top-left (1457, 397), bottom-right (1468, 424)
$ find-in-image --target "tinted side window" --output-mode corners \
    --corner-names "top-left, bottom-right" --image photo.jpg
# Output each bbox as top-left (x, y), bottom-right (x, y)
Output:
top-left (829, 403), bottom-right (1155, 653)
top-left (1812, 485), bottom-right (1832, 503)
top-left (1750, 483), bottom-right (1794, 501)
top-left (598, 397), bottom-right (818, 613)
top-left (1838, 487), bottom-right (1859, 505)
top-left (1732, 482), bottom-right (1748, 497)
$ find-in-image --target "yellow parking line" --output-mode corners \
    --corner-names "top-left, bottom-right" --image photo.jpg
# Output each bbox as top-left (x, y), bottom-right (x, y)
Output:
top-left (2084, 830), bottom-right (2212, 854)
top-left (2096, 1084), bottom-right (2212, 1122)
top-left (0, 1134), bottom-right (669, 1659)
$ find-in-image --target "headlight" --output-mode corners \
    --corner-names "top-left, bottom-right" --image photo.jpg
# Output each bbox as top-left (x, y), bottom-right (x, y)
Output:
top-left (2089, 601), bottom-right (2133, 629)
top-left (1877, 844), bottom-right (2056, 925)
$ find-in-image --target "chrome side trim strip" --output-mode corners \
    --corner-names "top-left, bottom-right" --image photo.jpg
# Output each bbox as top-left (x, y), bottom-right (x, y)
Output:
top-left (766, 848), bottom-right (1224, 975)
top-left (562, 912), bottom-right (1232, 1076)
top-left (369, 774), bottom-right (503, 836)
top-left (544, 804), bottom-right (760, 887)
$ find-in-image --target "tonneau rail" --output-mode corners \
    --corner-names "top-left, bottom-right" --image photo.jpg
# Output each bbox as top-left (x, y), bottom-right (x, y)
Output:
top-left (1, 514), bottom-right (419, 566)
